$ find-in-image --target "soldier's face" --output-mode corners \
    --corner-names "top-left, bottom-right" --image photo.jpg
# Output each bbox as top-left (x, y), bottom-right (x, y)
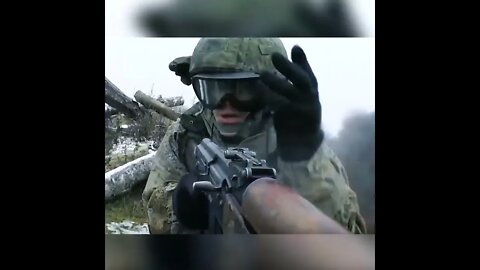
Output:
top-left (213, 101), bottom-right (250, 126)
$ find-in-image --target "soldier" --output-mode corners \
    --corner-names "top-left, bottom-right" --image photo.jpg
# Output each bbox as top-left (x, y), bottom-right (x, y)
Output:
top-left (142, 38), bottom-right (366, 234)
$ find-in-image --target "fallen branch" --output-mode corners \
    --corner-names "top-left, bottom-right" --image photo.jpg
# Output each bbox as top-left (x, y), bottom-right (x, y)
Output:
top-left (105, 152), bottom-right (156, 202)
top-left (134, 90), bottom-right (180, 121)
top-left (105, 77), bottom-right (150, 119)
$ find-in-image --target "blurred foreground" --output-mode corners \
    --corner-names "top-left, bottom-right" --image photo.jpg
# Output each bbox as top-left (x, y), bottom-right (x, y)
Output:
top-left (106, 235), bottom-right (375, 270)
top-left (107, 0), bottom-right (374, 37)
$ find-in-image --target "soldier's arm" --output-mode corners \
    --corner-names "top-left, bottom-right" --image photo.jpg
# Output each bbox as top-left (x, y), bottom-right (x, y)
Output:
top-left (276, 143), bottom-right (367, 234)
top-left (142, 119), bottom-right (188, 234)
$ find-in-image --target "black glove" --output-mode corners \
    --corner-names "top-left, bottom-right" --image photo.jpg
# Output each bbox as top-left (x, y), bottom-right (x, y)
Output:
top-left (172, 173), bottom-right (209, 230)
top-left (169, 56), bottom-right (192, 85)
top-left (260, 45), bottom-right (324, 162)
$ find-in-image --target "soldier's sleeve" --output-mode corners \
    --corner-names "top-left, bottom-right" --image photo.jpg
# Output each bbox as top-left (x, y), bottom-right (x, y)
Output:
top-left (142, 119), bottom-right (188, 234)
top-left (276, 143), bottom-right (367, 234)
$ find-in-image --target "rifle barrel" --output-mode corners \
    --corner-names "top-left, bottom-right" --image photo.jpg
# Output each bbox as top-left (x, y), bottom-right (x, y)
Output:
top-left (241, 178), bottom-right (349, 234)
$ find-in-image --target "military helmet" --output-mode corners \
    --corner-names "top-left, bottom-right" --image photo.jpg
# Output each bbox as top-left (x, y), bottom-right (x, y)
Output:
top-left (189, 38), bottom-right (288, 79)
top-left (190, 38), bottom-right (287, 111)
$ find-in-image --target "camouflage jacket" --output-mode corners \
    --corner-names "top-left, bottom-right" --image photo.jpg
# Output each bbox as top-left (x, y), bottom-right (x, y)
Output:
top-left (142, 104), bottom-right (367, 234)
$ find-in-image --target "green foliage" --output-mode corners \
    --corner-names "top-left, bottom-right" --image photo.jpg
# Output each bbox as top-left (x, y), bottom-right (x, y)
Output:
top-left (105, 184), bottom-right (147, 224)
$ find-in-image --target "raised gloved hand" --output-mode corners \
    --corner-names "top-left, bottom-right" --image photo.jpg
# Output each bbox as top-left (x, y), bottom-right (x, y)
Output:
top-left (169, 56), bottom-right (192, 85)
top-left (172, 173), bottom-right (209, 230)
top-left (260, 45), bottom-right (324, 162)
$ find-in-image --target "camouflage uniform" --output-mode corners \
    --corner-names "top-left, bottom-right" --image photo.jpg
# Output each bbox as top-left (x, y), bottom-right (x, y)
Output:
top-left (142, 38), bottom-right (367, 234)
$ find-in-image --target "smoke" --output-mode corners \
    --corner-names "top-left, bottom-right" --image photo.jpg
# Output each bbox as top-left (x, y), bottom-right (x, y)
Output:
top-left (327, 111), bottom-right (375, 232)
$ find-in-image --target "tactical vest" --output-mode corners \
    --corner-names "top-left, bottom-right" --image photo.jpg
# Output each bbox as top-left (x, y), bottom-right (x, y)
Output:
top-left (177, 103), bottom-right (279, 173)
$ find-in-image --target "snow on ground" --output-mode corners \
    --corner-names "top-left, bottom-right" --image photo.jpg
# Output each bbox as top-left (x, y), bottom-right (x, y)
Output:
top-left (109, 137), bottom-right (156, 156)
top-left (106, 220), bottom-right (149, 234)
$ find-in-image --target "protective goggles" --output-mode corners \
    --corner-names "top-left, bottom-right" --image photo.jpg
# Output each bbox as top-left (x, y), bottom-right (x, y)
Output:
top-left (192, 73), bottom-right (265, 111)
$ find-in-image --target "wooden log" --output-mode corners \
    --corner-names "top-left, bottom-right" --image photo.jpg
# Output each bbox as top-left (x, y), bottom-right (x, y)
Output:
top-left (134, 90), bottom-right (180, 121)
top-left (105, 77), bottom-right (149, 119)
top-left (105, 152), bottom-right (156, 202)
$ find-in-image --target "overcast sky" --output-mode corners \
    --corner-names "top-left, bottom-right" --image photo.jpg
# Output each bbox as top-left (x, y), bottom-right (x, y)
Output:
top-left (105, 38), bottom-right (374, 137)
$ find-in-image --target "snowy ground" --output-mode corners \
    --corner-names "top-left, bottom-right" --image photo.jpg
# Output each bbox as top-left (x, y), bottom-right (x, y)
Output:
top-left (105, 136), bottom-right (156, 172)
top-left (105, 136), bottom-right (155, 234)
top-left (106, 220), bottom-right (150, 234)
top-left (105, 104), bottom-right (164, 235)
top-left (109, 137), bottom-right (156, 157)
